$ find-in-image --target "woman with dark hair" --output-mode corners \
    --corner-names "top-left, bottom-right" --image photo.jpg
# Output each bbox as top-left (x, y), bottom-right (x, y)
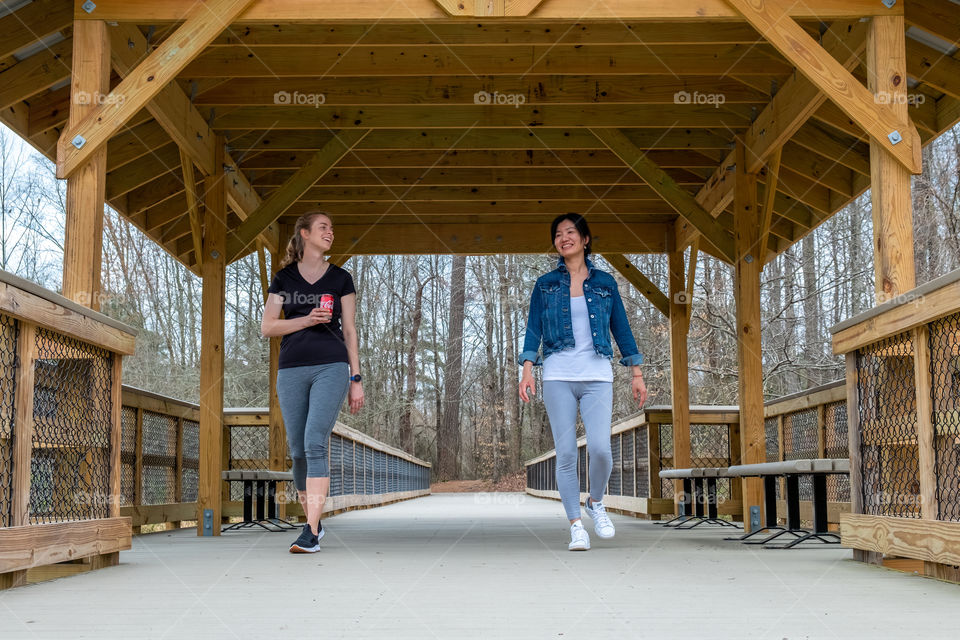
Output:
top-left (261, 211), bottom-right (364, 553)
top-left (519, 213), bottom-right (647, 551)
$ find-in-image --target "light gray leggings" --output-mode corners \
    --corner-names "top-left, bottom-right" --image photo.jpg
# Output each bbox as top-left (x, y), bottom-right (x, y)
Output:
top-left (276, 362), bottom-right (350, 492)
top-left (542, 380), bottom-right (614, 520)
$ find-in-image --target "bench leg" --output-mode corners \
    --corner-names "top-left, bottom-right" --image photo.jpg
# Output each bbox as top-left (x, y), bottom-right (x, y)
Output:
top-left (727, 475), bottom-right (790, 542)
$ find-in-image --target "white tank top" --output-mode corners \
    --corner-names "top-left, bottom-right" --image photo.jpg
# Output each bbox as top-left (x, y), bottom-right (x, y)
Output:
top-left (542, 295), bottom-right (613, 382)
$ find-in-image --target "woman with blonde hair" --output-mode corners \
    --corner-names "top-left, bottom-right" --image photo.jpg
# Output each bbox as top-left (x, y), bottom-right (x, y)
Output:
top-left (261, 211), bottom-right (364, 553)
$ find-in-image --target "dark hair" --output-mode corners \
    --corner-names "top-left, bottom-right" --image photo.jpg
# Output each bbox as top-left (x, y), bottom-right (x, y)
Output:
top-left (280, 211), bottom-right (331, 268)
top-left (550, 213), bottom-right (592, 257)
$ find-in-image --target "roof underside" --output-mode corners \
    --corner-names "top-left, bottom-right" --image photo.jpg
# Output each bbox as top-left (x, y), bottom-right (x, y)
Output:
top-left (2, 0), bottom-right (959, 275)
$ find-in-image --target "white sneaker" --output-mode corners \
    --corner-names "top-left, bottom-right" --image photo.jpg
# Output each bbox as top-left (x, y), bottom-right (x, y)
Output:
top-left (584, 497), bottom-right (615, 539)
top-left (568, 521), bottom-right (590, 551)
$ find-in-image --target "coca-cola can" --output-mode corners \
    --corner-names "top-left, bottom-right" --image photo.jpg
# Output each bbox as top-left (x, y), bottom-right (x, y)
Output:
top-left (319, 293), bottom-right (334, 312)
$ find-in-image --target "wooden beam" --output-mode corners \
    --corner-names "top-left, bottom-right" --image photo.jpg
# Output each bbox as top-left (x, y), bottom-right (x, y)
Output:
top-left (197, 75), bottom-right (770, 106)
top-left (758, 146), bottom-right (782, 261)
top-left (0, 0), bottom-right (73, 60)
top-left (61, 20), bottom-right (108, 311)
top-left (733, 139), bottom-right (765, 532)
top-left (867, 16), bottom-right (917, 302)
top-left (841, 514), bottom-right (960, 566)
top-left (107, 22), bottom-right (278, 255)
top-left (905, 0), bottom-right (960, 48)
top-left (667, 246), bottom-right (692, 515)
top-left (684, 239), bottom-right (698, 332)
top-left (687, 20), bottom-right (867, 233)
top-left (0, 38), bottom-right (72, 110)
top-left (724, 0), bottom-right (921, 174)
top-left (57, 0), bottom-right (258, 179)
top-left (225, 129), bottom-right (370, 263)
top-left (197, 137), bottom-right (227, 536)
top-left (212, 105), bottom-right (756, 130)
top-left (604, 254), bottom-right (670, 317)
top-left (318, 222), bottom-right (669, 255)
top-left (0, 518), bottom-right (132, 574)
top-left (912, 325), bottom-right (938, 521)
top-left (184, 45), bottom-right (792, 77)
top-left (73, 0), bottom-right (904, 22)
top-left (181, 149), bottom-right (204, 269)
top-left (591, 127), bottom-right (735, 263)
top-left (906, 38), bottom-right (960, 102)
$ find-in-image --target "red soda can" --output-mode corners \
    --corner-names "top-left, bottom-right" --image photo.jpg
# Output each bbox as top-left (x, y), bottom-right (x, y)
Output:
top-left (319, 293), bottom-right (334, 312)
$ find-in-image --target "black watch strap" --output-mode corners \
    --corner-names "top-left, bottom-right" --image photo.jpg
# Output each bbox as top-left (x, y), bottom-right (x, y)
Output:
top-left (350, 374), bottom-right (362, 382)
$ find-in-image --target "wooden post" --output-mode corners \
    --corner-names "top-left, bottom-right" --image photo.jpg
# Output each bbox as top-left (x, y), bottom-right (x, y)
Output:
top-left (106, 353), bottom-right (122, 564)
top-left (733, 138), bottom-right (765, 532)
top-left (867, 15), bottom-right (916, 303)
top-left (845, 352), bottom-right (881, 564)
top-left (3, 322), bottom-right (37, 589)
top-left (268, 238), bottom-right (287, 519)
top-left (132, 406), bottom-right (143, 534)
top-left (727, 421), bottom-right (743, 522)
top-left (648, 423), bottom-right (661, 519)
top-left (668, 247), bottom-right (692, 514)
top-left (913, 325), bottom-right (938, 523)
top-left (197, 137), bottom-right (227, 536)
top-left (777, 414), bottom-right (786, 516)
top-left (61, 20), bottom-right (109, 311)
top-left (173, 416), bottom-right (184, 528)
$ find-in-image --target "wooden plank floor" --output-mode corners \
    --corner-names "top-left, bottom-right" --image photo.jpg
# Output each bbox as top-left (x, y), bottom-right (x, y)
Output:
top-left (1, 492), bottom-right (958, 639)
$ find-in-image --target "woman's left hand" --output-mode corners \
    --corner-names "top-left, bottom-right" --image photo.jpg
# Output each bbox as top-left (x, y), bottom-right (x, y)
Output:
top-left (348, 381), bottom-right (364, 414)
top-left (632, 372), bottom-right (647, 408)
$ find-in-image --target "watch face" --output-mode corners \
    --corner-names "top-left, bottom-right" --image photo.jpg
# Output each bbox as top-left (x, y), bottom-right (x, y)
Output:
top-left (352, 374), bottom-right (362, 382)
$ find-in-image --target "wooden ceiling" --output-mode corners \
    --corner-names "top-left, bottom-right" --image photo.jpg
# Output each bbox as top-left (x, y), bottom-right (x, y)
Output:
top-left (2, 0), bottom-right (959, 275)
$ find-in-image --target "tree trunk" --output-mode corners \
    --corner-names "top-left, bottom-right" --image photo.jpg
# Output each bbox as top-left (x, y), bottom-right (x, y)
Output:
top-left (438, 254), bottom-right (466, 481)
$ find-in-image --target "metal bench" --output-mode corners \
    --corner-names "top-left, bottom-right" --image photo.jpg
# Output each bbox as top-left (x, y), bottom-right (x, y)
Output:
top-left (656, 468), bottom-right (741, 530)
top-left (724, 458), bottom-right (849, 549)
top-left (221, 470), bottom-right (298, 532)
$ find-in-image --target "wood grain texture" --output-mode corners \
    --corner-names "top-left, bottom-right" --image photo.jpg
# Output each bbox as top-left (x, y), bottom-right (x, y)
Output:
top-left (0, 518), bottom-right (132, 573)
top-left (841, 514), bottom-right (960, 565)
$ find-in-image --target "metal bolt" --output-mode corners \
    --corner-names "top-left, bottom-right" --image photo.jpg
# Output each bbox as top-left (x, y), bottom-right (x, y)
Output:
top-left (71, 135), bottom-right (86, 149)
top-left (888, 130), bottom-right (902, 145)
top-left (81, 0), bottom-right (96, 13)
top-left (881, 0), bottom-right (896, 8)
top-left (744, 254), bottom-right (754, 264)
top-left (210, 250), bottom-right (220, 259)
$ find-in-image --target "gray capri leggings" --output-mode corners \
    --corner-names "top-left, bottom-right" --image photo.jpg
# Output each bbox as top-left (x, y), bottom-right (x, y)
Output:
top-left (542, 380), bottom-right (614, 520)
top-left (276, 361), bottom-right (350, 491)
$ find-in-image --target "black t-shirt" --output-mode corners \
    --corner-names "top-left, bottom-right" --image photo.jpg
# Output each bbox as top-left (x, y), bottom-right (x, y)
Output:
top-left (267, 262), bottom-right (356, 369)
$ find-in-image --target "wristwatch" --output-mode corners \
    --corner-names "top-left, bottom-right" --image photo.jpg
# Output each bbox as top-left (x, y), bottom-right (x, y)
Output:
top-left (350, 374), bottom-right (362, 382)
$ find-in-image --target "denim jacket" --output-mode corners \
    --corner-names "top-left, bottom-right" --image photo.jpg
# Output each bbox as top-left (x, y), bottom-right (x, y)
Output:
top-left (520, 257), bottom-right (643, 367)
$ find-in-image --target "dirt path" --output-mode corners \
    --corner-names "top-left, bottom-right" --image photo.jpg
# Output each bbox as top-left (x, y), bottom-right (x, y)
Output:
top-left (430, 471), bottom-right (525, 493)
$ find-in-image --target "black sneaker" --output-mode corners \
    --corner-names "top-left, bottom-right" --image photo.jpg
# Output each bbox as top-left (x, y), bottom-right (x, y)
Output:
top-left (289, 523), bottom-right (320, 553)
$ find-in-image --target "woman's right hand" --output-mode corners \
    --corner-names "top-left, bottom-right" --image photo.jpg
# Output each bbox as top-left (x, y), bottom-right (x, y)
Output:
top-left (519, 371), bottom-right (536, 403)
top-left (302, 307), bottom-right (332, 327)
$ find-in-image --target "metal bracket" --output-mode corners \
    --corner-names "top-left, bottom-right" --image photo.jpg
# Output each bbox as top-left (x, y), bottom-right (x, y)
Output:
top-left (71, 135), bottom-right (87, 149)
top-left (202, 508), bottom-right (214, 535)
top-left (881, 0), bottom-right (896, 8)
top-left (750, 505), bottom-right (761, 530)
top-left (81, 1), bottom-right (96, 13)
top-left (888, 130), bottom-right (902, 145)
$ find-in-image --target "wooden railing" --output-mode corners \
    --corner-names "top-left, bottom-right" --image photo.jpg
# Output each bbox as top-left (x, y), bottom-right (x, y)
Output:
top-left (832, 268), bottom-right (960, 580)
top-left (525, 406), bottom-right (742, 520)
top-left (115, 390), bottom-right (431, 531)
top-left (0, 270), bottom-right (137, 589)
top-left (524, 385), bottom-right (854, 525)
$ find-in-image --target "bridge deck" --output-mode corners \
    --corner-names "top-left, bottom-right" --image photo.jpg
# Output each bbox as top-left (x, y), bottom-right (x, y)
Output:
top-left (1, 493), bottom-right (956, 639)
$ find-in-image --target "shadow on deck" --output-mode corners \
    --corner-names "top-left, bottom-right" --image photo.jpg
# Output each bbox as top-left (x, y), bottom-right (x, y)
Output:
top-left (1, 492), bottom-right (958, 639)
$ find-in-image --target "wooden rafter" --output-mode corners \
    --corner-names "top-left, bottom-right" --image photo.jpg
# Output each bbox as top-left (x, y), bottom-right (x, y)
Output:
top-left (724, 0), bottom-right (921, 174)
top-left (591, 127), bottom-right (735, 263)
top-left (603, 254), bottom-right (670, 317)
top-left (107, 22), bottom-right (278, 254)
top-left (758, 146), bottom-right (782, 262)
top-left (57, 0), bottom-right (258, 179)
top-left (225, 129), bottom-right (371, 263)
top-left (73, 0), bottom-right (905, 22)
top-left (181, 149), bottom-right (204, 268)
